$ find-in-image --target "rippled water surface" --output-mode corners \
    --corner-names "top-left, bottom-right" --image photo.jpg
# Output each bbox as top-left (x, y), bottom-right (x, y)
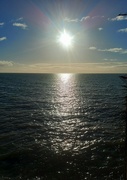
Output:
top-left (0, 73), bottom-right (125, 179)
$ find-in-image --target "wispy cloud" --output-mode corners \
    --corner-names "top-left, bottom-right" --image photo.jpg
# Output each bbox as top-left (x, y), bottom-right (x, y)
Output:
top-left (103, 58), bottom-right (117, 61)
top-left (13, 23), bottom-right (28, 30)
top-left (64, 15), bottom-right (104, 23)
top-left (11, 17), bottom-right (24, 23)
top-left (89, 46), bottom-right (97, 50)
top-left (0, 37), bottom-right (7, 41)
top-left (98, 27), bottom-right (103, 31)
top-left (64, 16), bottom-right (90, 22)
top-left (16, 17), bottom-right (23, 21)
top-left (0, 22), bottom-right (4, 26)
top-left (118, 28), bottom-right (127, 33)
top-left (110, 15), bottom-right (127, 21)
top-left (89, 46), bottom-right (127, 54)
top-left (92, 16), bottom-right (104, 19)
top-left (98, 48), bottom-right (123, 53)
top-left (64, 18), bottom-right (78, 22)
top-left (80, 16), bottom-right (90, 22)
top-left (0, 61), bottom-right (13, 67)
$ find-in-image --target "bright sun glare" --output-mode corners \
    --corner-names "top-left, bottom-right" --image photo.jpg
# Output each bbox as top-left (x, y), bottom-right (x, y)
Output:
top-left (58, 29), bottom-right (74, 49)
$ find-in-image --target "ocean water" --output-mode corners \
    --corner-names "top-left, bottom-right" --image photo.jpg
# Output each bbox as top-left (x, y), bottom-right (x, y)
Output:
top-left (0, 73), bottom-right (125, 180)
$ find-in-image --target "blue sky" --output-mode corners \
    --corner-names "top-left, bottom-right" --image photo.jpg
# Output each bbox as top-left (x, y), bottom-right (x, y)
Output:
top-left (0, 0), bottom-right (127, 73)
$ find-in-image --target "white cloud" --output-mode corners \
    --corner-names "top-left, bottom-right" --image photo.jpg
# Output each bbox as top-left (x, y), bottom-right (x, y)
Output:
top-left (0, 22), bottom-right (4, 26)
top-left (104, 58), bottom-right (117, 61)
top-left (13, 23), bottom-right (28, 29)
top-left (89, 46), bottom-right (127, 54)
top-left (64, 16), bottom-right (92, 23)
top-left (0, 37), bottom-right (7, 41)
top-left (16, 17), bottom-right (23, 21)
top-left (64, 15), bottom-right (105, 25)
top-left (80, 16), bottom-right (90, 21)
top-left (89, 46), bottom-right (97, 50)
top-left (64, 18), bottom-right (78, 22)
top-left (0, 61), bottom-right (13, 67)
top-left (110, 15), bottom-right (127, 21)
top-left (92, 16), bottom-right (104, 19)
top-left (11, 17), bottom-right (23, 23)
top-left (98, 48), bottom-right (123, 53)
top-left (98, 27), bottom-right (103, 31)
top-left (118, 28), bottom-right (127, 32)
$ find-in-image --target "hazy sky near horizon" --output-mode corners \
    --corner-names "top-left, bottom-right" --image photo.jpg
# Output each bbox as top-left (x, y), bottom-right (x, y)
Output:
top-left (0, 0), bottom-right (127, 73)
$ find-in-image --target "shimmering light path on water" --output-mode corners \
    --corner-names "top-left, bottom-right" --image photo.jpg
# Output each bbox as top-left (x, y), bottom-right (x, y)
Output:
top-left (0, 73), bottom-right (125, 179)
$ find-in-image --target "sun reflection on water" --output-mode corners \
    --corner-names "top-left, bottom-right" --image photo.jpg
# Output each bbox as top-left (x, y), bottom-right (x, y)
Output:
top-left (58, 73), bottom-right (72, 84)
top-left (55, 73), bottom-right (76, 115)
top-left (48, 74), bottom-right (93, 154)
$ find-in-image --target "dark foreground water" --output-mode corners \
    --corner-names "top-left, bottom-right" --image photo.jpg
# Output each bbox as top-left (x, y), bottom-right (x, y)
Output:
top-left (0, 73), bottom-right (125, 180)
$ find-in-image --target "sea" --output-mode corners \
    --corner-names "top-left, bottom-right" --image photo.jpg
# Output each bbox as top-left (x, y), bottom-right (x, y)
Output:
top-left (0, 73), bottom-right (126, 180)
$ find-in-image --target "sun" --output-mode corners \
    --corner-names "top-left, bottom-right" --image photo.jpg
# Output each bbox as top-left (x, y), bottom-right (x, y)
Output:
top-left (57, 29), bottom-right (74, 49)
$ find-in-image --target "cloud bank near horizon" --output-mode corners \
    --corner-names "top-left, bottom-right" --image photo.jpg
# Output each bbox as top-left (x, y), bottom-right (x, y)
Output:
top-left (0, 60), bottom-right (126, 73)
